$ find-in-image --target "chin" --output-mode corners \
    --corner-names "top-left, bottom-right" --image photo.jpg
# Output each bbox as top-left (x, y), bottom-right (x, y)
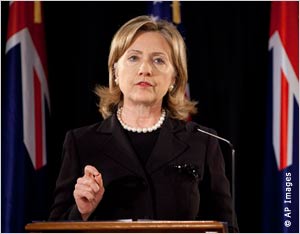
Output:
top-left (134, 99), bottom-right (156, 106)
top-left (130, 93), bottom-right (156, 104)
top-left (130, 97), bottom-right (157, 106)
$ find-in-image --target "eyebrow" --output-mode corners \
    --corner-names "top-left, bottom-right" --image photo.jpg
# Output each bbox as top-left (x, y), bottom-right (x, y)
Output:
top-left (127, 49), bottom-right (168, 57)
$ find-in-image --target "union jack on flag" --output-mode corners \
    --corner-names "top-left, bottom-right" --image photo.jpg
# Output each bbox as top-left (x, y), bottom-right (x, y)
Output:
top-left (2, 1), bottom-right (50, 232)
top-left (263, 2), bottom-right (299, 233)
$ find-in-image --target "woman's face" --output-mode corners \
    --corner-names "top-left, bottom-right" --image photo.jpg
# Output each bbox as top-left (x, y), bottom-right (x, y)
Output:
top-left (115, 31), bottom-right (175, 108)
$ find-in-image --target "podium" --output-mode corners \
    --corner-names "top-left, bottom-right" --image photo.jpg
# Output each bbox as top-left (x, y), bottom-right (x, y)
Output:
top-left (25, 220), bottom-right (227, 232)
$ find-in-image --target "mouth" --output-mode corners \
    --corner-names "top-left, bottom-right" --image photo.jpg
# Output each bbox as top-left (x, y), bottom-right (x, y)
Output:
top-left (136, 81), bottom-right (153, 87)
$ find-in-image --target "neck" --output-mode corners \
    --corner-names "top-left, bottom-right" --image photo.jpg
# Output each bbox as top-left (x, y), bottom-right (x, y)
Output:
top-left (120, 105), bottom-right (162, 129)
top-left (117, 106), bottom-right (166, 133)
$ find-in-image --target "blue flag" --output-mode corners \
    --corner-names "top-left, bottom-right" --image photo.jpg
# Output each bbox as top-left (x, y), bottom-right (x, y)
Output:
top-left (263, 2), bottom-right (299, 232)
top-left (148, 1), bottom-right (171, 21)
top-left (2, 2), bottom-right (50, 232)
top-left (148, 1), bottom-right (190, 107)
top-left (148, 1), bottom-right (185, 37)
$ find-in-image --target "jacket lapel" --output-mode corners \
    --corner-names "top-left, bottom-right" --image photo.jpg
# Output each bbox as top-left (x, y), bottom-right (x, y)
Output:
top-left (146, 118), bottom-right (188, 174)
top-left (96, 114), bottom-right (146, 177)
top-left (97, 114), bottom-right (189, 176)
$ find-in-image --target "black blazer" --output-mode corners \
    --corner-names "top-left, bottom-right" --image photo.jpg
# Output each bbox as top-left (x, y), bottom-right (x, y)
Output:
top-left (49, 113), bottom-right (238, 232)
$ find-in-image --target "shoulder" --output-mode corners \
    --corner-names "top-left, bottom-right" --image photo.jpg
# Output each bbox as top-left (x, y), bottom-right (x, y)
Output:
top-left (185, 121), bottom-right (217, 135)
top-left (63, 114), bottom-right (116, 144)
top-left (168, 118), bottom-right (217, 136)
top-left (166, 118), bottom-right (220, 147)
top-left (66, 114), bottom-right (115, 137)
top-left (66, 115), bottom-right (110, 139)
top-left (66, 122), bottom-right (102, 138)
top-left (62, 120), bottom-right (112, 151)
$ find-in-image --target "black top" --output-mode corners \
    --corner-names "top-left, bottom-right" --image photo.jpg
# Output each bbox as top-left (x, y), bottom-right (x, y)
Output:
top-left (125, 129), bottom-right (160, 165)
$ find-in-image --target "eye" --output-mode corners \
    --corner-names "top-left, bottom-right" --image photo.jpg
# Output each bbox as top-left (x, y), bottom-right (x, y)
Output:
top-left (153, 57), bottom-right (165, 65)
top-left (128, 55), bottom-right (138, 62)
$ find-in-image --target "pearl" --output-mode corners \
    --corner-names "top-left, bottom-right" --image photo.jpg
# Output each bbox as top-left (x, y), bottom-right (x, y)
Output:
top-left (117, 107), bottom-right (166, 133)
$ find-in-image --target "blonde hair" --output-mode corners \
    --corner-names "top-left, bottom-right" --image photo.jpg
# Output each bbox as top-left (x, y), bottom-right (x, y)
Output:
top-left (95, 15), bottom-right (197, 120)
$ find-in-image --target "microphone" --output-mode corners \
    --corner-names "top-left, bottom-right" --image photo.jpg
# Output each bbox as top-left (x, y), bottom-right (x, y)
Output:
top-left (187, 122), bottom-right (236, 228)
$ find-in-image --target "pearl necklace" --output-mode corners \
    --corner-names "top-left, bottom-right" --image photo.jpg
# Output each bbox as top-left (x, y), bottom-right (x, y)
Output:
top-left (117, 107), bottom-right (166, 133)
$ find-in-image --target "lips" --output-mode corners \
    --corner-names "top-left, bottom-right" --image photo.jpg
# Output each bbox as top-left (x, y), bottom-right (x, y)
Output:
top-left (136, 81), bottom-right (153, 87)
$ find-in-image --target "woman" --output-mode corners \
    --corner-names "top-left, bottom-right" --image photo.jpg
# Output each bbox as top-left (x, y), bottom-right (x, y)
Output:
top-left (49, 15), bottom-right (239, 232)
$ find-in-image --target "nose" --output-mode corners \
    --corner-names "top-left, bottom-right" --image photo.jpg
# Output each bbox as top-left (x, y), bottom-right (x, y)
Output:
top-left (138, 61), bottom-right (152, 77)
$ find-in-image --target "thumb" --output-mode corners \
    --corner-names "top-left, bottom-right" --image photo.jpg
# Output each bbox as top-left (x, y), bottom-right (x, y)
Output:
top-left (94, 173), bottom-right (103, 188)
top-left (84, 165), bottom-right (100, 178)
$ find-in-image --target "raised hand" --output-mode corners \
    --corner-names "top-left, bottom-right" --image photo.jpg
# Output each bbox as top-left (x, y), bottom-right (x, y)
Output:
top-left (73, 165), bottom-right (105, 221)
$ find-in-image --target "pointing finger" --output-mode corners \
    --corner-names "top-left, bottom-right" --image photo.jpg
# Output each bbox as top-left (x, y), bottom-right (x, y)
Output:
top-left (94, 173), bottom-right (103, 188)
top-left (84, 165), bottom-right (100, 178)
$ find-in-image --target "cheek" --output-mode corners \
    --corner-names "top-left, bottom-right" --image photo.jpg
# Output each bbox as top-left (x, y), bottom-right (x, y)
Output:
top-left (118, 67), bottom-right (130, 81)
top-left (118, 66), bottom-right (136, 83)
top-left (118, 74), bottom-right (135, 94)
top-left (158, 79), bottom-right (172, 94)
top-left (118, 78), bottom-right (129, 92)
top-left (162, 75), bottom-right (173, 87)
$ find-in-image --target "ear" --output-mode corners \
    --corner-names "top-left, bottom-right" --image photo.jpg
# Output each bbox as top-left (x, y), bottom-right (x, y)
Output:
top-left (171, 75), bottom-right (176, 86)
top-left (114, 63), bottom-right (119, 78)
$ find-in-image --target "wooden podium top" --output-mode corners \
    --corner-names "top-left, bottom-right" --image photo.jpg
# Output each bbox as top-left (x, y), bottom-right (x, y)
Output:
top-left (25, 220), bottom-right (227, 233)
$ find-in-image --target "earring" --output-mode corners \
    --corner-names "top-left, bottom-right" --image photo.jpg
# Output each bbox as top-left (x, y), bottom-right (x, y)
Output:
top-left (115, 78), bottom-right (119, 85)
top-left (169, 84), bottom-right (174, 92)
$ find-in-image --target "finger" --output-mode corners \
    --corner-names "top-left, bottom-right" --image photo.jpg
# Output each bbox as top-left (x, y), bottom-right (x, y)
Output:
top-left (76, 177), bottom-right (100, 193)
top-left (74, 188), bottom-right (94, 202)
top-left (84, 165), bottom-right (100, 178)
top-left (94, 173), bottom-right (104, 188)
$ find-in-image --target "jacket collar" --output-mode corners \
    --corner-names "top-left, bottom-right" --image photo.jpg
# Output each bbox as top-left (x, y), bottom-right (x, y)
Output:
top-left (96, 113), bottom-right (188, 176)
